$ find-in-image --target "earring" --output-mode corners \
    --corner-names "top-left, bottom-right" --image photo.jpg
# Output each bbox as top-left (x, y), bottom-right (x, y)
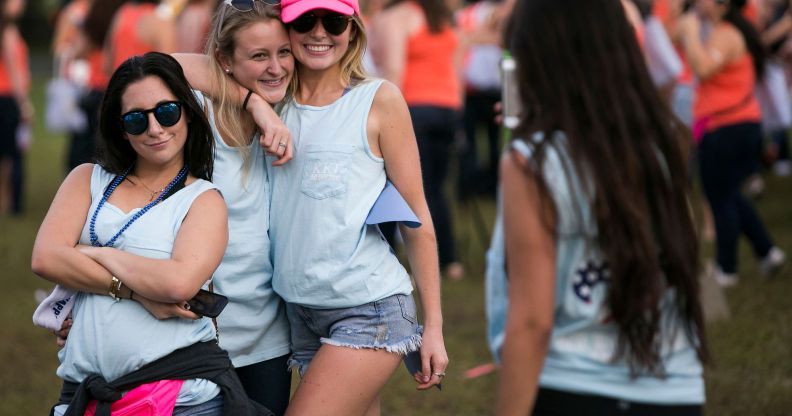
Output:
top-left (225, 68), bottom-right (232, 74)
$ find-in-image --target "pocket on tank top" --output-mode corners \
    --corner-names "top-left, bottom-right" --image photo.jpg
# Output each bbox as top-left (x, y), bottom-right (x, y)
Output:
top-left (300, 144), bottom-right (355, 199)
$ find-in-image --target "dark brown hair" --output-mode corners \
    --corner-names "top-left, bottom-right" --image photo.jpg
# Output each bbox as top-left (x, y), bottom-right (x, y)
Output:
top-left (724, 0), bottom-right (765, 78)
top-left (506, 0), bottom-right (708, 375)
top-left (98, 52), bottom-right (214, 180)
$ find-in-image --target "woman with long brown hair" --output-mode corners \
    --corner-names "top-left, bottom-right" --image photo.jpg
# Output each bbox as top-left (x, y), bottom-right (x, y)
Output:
top-left (490, 0), bottom-right (708, 414)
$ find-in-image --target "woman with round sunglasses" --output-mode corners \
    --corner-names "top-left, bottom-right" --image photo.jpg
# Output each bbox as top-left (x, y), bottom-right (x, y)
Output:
top-left (32, 52), bottom-right (269, 416)
top-left (237, 0), bottom-right (449, 414)
top-left (43, 2), bottom-right (294, 413)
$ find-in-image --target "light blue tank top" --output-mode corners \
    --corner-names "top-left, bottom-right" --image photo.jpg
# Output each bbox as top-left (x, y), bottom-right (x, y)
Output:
top-left (56, 165), bottom-right (220, 409)
top-left (486, 133), bottom-right (705, 405)
top-left (268, 79), bottom-right (413, 308)
top-left (197, 92), bottom-right (290, 367)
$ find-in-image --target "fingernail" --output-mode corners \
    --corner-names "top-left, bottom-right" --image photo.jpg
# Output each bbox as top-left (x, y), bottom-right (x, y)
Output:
top-left (423, 376), bottom-right (430, 382)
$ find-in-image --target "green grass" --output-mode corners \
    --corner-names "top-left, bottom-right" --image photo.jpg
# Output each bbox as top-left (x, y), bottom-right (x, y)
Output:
top-left (3, 78), bottom-right (792, 415)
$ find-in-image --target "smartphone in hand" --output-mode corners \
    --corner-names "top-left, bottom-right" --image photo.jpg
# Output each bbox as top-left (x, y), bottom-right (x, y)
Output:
top-left (186, 289), bottom-right (229, 318)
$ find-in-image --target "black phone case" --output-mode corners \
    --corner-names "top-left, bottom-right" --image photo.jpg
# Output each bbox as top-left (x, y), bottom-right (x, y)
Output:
top-left (187, 289), bottom-right (229, 318)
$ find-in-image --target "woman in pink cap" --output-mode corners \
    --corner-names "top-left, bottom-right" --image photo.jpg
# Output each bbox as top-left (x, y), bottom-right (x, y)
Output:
top-left (258, 0), bottom-right (447, 413)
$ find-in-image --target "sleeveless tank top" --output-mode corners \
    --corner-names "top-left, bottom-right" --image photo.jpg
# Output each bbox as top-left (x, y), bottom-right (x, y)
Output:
top-left (693, 51), bottom-right (761, 132)
top-left (196, 91), bottom-right (290, 367)
top-left (57, 165), bottom-right (220, 406)
top-left (268, 79), bottom-right (414, 308)
top-left (486, 134), bottom-right (705, 405)
top-left (109, 3), bottom-right (157, 71)
top-left (0, 30), bottom-right (29, 95)
top-left (401, 2), bottom-right (461, 109)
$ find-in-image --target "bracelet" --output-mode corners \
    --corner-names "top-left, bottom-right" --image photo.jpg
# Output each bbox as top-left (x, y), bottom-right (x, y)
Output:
top-left (242, 89), bottom-right (254, 111)
top-left (108, 276), bottom-right (123, 301)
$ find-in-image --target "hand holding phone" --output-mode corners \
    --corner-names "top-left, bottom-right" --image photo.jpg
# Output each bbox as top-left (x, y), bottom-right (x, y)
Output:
top-left (186, 289), bottom-right (229, 318)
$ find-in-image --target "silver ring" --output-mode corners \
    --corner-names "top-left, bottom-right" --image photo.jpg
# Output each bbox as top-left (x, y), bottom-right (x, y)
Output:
top-left (433, 372), bottom-right (446, 378)
top-left (278, 142), bottom-right (287, 148)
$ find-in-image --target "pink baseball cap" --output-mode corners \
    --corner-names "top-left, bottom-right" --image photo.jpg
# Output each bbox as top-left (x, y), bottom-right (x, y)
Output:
top-left (281, 0), bottom-right (360, 23)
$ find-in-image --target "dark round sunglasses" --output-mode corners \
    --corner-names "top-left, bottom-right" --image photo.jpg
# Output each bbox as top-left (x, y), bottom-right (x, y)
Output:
top-left (223, 0), bottom-right (280, 11)
top-left (290, 12), bottom-right (353, 36)
top-left (120, 101), bottom-right (182, 136)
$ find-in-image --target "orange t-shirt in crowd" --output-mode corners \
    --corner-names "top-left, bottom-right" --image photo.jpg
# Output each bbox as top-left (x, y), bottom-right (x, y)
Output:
top-left (693, 53), bottom-right (761, 131)
top-left (0, 32), bottom-right (30, 95)
top-left (87, 49), bottom-right (109, 91)
top-left (109, 3), bottom-right (157, 71)
top-left (401, 3), bottom-right (461, 109)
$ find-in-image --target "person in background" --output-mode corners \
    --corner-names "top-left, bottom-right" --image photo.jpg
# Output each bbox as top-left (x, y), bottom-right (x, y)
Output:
top-left (0, 0), bottom-right (31, 215)
top-left (360, 0), bottom-right (387, 75)
top-left (374, 0), bottom-right (465, 280)
top-left (52, 0), bottom-right (107, 172)
top-left (679, 0), bottom-right (785, 286)
top-left (58, 0), bottom-right (126, 171)
top-left (456, 0), bottom-right (502, 200)
top-left (490, 0), bottom-right (709, 414)
top-left (177, 0), bottom-right (217, 53)
top-left (756, 0), bottom-right (792, 176)
top-left (105, 0), bottom-right (178, 75)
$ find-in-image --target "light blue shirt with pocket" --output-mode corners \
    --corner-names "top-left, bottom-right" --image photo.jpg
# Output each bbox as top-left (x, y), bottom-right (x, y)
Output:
top-left (267, 79), bottom-right (414, 309)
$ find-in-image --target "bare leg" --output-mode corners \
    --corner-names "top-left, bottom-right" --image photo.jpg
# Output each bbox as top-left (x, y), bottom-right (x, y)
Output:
top-left (286, 345), bottom-right (401, 416)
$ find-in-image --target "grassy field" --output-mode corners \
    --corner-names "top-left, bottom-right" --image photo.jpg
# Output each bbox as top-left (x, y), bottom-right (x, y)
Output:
top-left (2, 78), bottom-right (791, 415)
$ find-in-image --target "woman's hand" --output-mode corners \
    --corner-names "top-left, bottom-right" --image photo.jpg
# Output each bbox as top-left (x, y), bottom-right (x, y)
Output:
top-left (248, 94), bottom-right (293, 166)
top-left (678, 12), bottom-right (701, 43)
top-left (135, 294), bottom-right (200, 320)
top-left (55, 317), bottom-right (73, 348)
top-left (414, 325), bottom-right (449, 390)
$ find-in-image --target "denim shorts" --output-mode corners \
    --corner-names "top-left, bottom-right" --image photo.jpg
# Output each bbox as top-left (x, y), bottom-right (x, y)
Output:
top-left (286, 293), bottom-right (423, 376)
top-left (172, 393), bottom-right (224, 416)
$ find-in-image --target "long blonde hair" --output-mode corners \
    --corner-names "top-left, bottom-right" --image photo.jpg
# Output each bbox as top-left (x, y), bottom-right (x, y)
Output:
top-left (289, 14), bottom-right (368, 93)
top-left (205, 2), bottom-right (283, 171)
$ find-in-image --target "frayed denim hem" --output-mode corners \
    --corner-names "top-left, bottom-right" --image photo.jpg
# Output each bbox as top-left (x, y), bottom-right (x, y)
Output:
top-left (287, 332), bottom-right (424, 377)
top-left (320, 332), bottom-right (424, 356)
top-left (287, 357), bottom-right (309, 378)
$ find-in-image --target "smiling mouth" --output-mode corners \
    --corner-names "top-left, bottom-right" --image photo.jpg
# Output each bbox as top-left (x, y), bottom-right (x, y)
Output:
top-left (147, 137), bottom-right (172, 147)
top-left (305, 44), bottom-right (332, 53)
top-left (260, 77), bottom-right (285, 87)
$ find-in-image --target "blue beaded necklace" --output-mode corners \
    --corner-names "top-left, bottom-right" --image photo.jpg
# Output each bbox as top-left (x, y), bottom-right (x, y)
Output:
top-left (89, 165), bottom-right (189, 248)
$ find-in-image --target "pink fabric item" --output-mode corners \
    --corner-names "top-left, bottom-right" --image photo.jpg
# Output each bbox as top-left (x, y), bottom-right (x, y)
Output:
top-left (281, 0), bottom-right (360, 23)
top-left (692, 117), bottom-right (709, 145)
top-left (84, 380), bottom-right (185, 416)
